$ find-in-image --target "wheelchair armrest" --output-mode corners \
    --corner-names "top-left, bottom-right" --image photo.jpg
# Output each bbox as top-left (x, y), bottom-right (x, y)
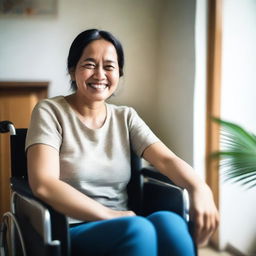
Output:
top-left (10, 177), bottom-right (34, 198)
top-left (140, 166), bottom-right (189, 221)
top-left (141, 167), bottom-right (197, 255)
top-left (10, 177), bottom-right (70, 256)
top-left (141, 166), bottom-right (177, 184)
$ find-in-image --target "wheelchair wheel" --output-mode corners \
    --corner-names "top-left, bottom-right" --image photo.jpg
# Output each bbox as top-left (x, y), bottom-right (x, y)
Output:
top-left (0, 212), bottom-right (26, 256)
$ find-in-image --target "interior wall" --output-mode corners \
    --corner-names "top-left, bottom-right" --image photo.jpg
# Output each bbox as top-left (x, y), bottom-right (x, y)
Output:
top-left (0, 0), bottom-right (161, 129)
top-left (0, 0), bottom-right (196, 164)
top-left (156, 0), bottom-right (196, 164)
top-left (193, 0), bottom-right (208, 179)
top-left (220, 0), bottom-right (256, 254)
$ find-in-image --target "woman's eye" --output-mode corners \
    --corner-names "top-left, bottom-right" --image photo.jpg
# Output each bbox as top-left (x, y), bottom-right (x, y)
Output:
top-left (105, 65), bottom-right (115, 71)
top-left (83, 63), bottom-right (95, 69)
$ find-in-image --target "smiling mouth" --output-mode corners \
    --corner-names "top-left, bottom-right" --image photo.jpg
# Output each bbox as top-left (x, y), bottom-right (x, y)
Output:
top-left (87, 83), bottom-right (108, 90)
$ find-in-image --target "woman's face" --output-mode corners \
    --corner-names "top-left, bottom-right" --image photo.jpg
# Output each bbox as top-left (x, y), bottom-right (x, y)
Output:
top-left (72, 39), bottom-right (120, 104)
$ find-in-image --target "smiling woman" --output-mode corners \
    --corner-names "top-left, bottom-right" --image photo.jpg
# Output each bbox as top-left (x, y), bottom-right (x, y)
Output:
top-left (67, 29), bottom-right (124, 92)
top-left (25, 28), bottom-right (218, 255)
top-left (69, 39), bottom-right (120, 108)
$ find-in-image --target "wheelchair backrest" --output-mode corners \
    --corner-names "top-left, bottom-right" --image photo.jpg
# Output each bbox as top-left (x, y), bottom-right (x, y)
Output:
top-left (10, 129), bottom-right (28, 179)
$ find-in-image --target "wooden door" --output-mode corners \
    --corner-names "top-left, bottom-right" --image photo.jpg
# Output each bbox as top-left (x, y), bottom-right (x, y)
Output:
top-left (205, 0), bottom-right (222, 248)
top-left (0, 81), bottom-right (48, 218)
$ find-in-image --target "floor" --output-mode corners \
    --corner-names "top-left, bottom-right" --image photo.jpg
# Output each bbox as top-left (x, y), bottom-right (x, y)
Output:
top-left (199, 247), bottom-right (234, 256)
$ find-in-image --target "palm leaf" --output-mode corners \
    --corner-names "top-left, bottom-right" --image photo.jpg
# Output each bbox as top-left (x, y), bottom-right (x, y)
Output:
top-left (212, 117), bottom-right (256, 189)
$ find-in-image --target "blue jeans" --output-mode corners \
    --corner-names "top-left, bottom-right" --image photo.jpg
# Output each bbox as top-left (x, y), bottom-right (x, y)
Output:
top-left (69, 211), bottom-right (195, 256)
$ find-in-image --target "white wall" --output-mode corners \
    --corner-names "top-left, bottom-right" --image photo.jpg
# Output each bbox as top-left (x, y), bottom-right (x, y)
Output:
top-left (220, 0), bottom-right (256, 254)
top-left (0, 0), bottom-right (196, 163)
top-left (194, 0), bottom-right (208, 179)
top-left (0, 0), bottom-right (161, 128)
top-left (156, 0), bottom-right (196, 165)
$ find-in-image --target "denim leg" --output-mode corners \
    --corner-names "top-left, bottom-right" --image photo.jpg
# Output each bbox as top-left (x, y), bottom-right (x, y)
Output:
top-left (147, 211), bottom-right (195, 256)
top-left (70, 216), bottom-right (157, 256)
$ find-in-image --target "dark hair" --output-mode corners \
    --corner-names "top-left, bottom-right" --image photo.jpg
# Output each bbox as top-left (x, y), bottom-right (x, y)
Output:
top-left (67, 29), bottom-right (124, 91)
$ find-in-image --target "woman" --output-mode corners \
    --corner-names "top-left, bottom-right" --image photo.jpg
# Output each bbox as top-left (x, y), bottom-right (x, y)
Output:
top-left (26, 29), bottom-right (219, 256)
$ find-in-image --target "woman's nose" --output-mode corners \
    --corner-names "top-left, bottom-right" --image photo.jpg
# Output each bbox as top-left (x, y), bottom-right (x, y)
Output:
top-left (93, 66), bottom-right (105, 80)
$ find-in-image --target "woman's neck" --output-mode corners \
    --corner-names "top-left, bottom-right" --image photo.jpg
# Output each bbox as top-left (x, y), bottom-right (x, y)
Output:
top-left (65, 93), bottom-right (107, 129)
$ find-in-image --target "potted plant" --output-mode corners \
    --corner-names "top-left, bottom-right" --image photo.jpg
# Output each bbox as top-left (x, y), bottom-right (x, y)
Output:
top-left (212, 118), bottom-right (256, 189)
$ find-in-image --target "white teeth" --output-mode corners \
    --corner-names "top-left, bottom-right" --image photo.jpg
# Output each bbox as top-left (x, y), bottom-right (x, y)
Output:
top-left (89, 84), bottom-right (107, 89)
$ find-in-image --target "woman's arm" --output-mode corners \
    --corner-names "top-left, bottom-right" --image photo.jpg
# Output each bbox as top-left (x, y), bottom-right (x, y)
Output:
top-left (27, 144), bottom-right (135, 221)
top-left (142, 142), bottom-right (219, 246)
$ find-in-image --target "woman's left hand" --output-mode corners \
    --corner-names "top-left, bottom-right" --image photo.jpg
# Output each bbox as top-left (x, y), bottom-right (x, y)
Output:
top-left (142, 142), bottom-right (219, 245)
top-left (188, 183), bottom-right (219, 246)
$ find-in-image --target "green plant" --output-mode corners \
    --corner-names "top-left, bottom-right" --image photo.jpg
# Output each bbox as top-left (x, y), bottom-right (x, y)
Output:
top-left (212, 117), bottom-right (256, 189)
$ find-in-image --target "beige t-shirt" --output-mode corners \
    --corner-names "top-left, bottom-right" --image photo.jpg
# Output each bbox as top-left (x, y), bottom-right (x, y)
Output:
top-left (25, 96), bottom-right (159, 222)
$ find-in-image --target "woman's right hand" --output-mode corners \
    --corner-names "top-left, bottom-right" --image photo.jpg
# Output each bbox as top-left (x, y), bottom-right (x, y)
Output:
top-left (106, 209), bottom-right (136, 219)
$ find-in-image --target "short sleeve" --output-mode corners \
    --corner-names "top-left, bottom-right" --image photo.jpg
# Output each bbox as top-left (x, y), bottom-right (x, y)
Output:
top-left (25, 100), bottom-right (62, 152)
top-left (128, 108), bottom-right (160, 156)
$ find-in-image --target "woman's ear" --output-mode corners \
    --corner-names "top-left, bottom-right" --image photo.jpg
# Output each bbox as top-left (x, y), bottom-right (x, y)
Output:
top-left (69, 68), bottom-right (75, 81)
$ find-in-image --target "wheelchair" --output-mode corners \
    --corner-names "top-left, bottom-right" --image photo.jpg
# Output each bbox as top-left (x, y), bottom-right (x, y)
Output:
top-left (0, 120), bottom-right (196, 256)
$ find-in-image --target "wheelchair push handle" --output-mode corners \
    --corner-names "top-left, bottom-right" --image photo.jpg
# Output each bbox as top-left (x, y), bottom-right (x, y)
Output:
top-left (0, 120), bottom-right (16, 135)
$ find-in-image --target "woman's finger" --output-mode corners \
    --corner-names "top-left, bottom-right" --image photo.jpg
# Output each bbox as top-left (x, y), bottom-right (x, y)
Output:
top-left (196, 210), bottom-right (219, 246)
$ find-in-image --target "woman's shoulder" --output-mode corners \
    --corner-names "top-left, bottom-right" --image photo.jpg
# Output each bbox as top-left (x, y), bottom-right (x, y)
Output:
top-left (33, 96), bottom-right (69, 114)
top-left (107, 104), bottom-right (141, 125)
top-left (107, 103), bottom-right (136, 115)
top-left (32, 96), bottom-right (70, 120)
top-left (35, 96), bottom-right (65, 108)
top-left (107, 103), bottom-right (139, 119)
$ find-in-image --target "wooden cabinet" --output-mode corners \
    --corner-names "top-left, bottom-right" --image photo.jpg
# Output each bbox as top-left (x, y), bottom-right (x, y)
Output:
top-left (0, 81), bottom-right (48, 218)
